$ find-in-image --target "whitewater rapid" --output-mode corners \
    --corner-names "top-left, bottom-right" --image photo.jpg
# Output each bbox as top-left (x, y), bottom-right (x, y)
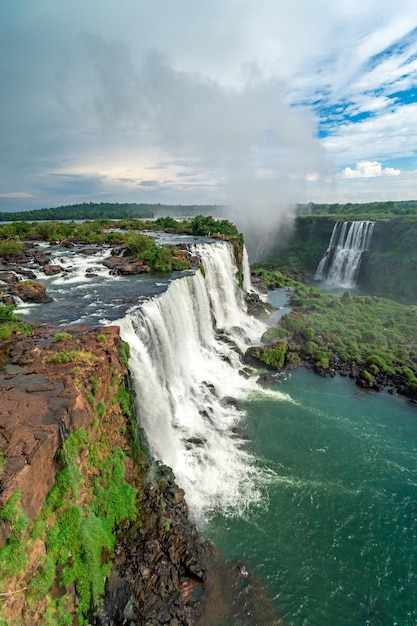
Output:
top-left (118, 242), bottom-right (289, 521)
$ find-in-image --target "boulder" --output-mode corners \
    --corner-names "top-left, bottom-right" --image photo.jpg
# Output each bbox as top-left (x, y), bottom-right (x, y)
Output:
top-left (42, 264), bottom-right (63, 276)
top-left (10, 280), bottom-right (52, 303)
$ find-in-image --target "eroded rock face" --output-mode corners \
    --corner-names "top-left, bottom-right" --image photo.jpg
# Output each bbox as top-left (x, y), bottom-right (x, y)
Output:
top-left (0, 326), bottom-right (123, 522)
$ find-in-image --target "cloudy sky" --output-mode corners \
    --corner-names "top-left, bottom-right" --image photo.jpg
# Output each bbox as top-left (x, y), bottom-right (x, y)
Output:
top-left (1, 0), bottom-right (417, 213)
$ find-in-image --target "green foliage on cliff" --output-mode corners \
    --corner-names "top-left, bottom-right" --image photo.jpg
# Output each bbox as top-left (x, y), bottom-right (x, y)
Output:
top-left (0, 492), bottom-right (29, 579)
top-left (0, 304), bottom-right (33, 340)
top-left (278, 286), bottom-right (417, 381)
top-left (252, 267), bottom-right (299, 289)
top-left (189, 214), bottom-right (239, 236)
top-left (27, 429), bottom-right (137, 624)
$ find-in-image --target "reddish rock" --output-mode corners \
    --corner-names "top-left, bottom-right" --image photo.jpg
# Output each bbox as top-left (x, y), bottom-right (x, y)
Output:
top-left (10, 280), bottom-right (52, 303)
top-left (0, 325), bottom-right (124, 522)
top-left (104, 255), bottom-right (150, 275)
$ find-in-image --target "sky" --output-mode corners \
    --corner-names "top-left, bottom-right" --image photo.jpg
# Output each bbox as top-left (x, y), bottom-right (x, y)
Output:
top-left (1, 0), bottom-right (417, 216)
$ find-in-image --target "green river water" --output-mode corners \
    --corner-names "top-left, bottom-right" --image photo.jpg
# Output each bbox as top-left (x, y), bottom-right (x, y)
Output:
top-left (206, 370), bottom-right (417, 625)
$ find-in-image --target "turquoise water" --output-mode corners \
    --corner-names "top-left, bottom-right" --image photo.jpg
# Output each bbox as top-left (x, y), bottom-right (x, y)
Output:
top-left (206, 371), bottom-right (417, 625)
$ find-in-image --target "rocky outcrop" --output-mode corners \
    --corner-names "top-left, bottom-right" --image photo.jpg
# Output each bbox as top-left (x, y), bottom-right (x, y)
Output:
top-left (0, 326), bottom-right (124, 523)
top-left (0, 325), bottom-right (135, 623)
top-left (103, 255), bottom-right (150, 275)
top-left (95, 466), bottom-right (214, 626)
top-left (9, 279), bottom-right (52, 303)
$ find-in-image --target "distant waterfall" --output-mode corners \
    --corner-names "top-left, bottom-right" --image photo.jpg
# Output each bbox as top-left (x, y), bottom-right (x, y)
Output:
top-left (118, 242), bottom-right (284, 521)
top-left (314, 220), bottom-right (375, 288)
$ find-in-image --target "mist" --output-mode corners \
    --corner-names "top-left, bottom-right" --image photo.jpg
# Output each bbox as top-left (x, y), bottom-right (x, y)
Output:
top-left (61, 38), bottom-right (330, 258)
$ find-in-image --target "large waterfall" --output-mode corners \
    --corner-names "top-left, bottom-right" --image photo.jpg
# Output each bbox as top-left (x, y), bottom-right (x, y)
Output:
top-left (118, 242), bottom-right (284, 522)
top-left (314, 220), bottom-right (375, 288)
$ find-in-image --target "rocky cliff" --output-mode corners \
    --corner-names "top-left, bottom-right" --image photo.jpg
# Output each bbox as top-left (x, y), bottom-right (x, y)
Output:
top-left (0, 325), bottom-right (214, 625)
top-left (266, 216), bottom-right (417, 303)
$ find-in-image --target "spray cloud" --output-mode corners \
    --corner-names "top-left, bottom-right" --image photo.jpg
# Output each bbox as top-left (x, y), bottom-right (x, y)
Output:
top-left (59, 36), bottom-right (332, 258)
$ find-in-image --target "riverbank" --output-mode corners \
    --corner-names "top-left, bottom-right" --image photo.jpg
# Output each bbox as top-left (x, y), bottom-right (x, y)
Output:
top-left (246, 277), bottom-right (417, 404)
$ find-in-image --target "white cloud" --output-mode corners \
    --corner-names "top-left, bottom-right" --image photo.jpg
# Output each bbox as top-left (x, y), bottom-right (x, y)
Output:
top-left (1, 0), bottom-right (417, 209)
top-left (341, 161), bottom-right (400, 178)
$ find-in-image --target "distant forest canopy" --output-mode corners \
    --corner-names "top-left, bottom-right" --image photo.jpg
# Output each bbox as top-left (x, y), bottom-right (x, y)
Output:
top-left (2, 199), bottom-right (417, 223)
top-left (0, 202), bottom-right (221, 222)
top-left (297, 200), bottom-right (417, 219)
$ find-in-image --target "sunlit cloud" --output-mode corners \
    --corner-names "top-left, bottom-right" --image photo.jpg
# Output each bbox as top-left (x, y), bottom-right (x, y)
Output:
top-left (341, 161), bottom-right (400, 178)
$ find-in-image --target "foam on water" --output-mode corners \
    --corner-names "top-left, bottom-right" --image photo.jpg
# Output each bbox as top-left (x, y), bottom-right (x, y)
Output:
top-left (118, 242), bottom-right (284, 521)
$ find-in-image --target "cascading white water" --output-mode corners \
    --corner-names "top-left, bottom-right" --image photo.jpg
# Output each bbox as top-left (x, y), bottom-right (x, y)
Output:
top-left (242, 246), bottom-right (252, 293)
top-left (314, 220), bottom-right (375, 288)
top-left (118, 242), bottom-right (288, 522)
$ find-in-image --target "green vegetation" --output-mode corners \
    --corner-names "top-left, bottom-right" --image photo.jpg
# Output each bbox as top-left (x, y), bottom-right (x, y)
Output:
top-left (252, 267), bottom-right (300, 289)
top-left (0, 202), bottom-right (220, 223)
top-left (0, 239), bottom-right (24, 258)
top-left (120, 341), bottom-right (130, 368)
top-left (297, 199), bottom-right (417, 219)
top-left (0, 414), bottom-right (138, 624)
top-left (113, 379), bottom-right (133, 416)
top-left (0, 303), bottom-right (32, 340)
top-left (0, 491), bottom-right (29, 579)
top-left (256, 278), bottom-right (417, 396)
top-left (53, 331), bottom-right (72, 343)
top-left (26, 429), bottom-right (137, 623)
top-left (49, 350), bottom-right (96, 364)
top-left (189, 214), bottom-right (238, 236)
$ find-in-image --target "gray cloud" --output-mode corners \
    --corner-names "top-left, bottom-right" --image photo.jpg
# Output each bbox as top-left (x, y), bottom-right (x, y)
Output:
top-left (2, 0), bottom-right (413, 224)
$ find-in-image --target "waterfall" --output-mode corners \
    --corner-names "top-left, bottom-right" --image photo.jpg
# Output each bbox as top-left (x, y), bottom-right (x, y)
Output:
top-left (242, 246), bottom-right (252, 292)
top-left (118, 242), bottom-right (277, 522)
top-left (314, 220), bottom-right (375, 288)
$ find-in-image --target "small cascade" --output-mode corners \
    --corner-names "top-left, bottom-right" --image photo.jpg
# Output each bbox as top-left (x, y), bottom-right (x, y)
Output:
top-left (314, 220), bottom-right (375, 288)
top-left (242, 246), bottom-right (252, 292)
top-left (118, 242), bottom-right (276, 521)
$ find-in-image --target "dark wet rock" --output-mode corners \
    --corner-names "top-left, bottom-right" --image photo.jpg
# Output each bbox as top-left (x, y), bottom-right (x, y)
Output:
top-left (0, 271), bottom-right (19, 284)
top-left (80, 247), bottom-right (103, 255)
top-left (41, 264), bottom-right (63, 276)
top-left (245, 290), bottom-right (272, 317)
top-left (221, 396), bottom-right (240, 409)
top-left (94, 464), bottom-right (215, 626)
top-left (60, 238), bottom-right (75, 248)
top-left (184, 437), bottom-right (206, 448)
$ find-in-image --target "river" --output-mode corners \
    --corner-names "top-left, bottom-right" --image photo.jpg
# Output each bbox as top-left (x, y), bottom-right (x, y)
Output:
top-left (11, 239), bottom-right (417, 625)
top-left (206, 370), bottom-right (417, 626)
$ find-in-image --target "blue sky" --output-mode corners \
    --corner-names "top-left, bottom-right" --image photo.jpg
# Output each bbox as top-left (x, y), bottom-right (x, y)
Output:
top-left (1, 0), bottom-right (417, 213)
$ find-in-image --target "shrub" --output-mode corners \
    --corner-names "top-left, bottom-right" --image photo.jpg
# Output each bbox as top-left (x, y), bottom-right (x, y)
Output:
top-left (0, 240), bottom-right (24, 258)
top-left (120, 341), bottom-right (130, 368)
top-left (261, 327), bottom-right (290, 343)
top-left (124, 233), bottom-right (156, 257)
top-left (0, 491), bottom-right (29, 578)
top-left (49, 350), bottom-right (95, 364)
top-left (360, 370), bottom-right (375, 384)
top-left (53, 332), bottom-right (72, 343)
top-left (0, 303), bottom-right (16, 323)
top-left (256, 342), bottom-right (287, 368)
